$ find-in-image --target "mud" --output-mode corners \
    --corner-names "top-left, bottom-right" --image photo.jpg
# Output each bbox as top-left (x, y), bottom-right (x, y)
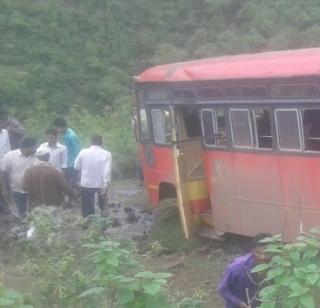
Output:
top-left (0, 179), bottom-right (249, 307)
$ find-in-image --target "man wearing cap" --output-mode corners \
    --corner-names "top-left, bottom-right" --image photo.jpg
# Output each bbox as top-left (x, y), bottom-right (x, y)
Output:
top-left (22, 147), bottom-right (76, 209)
top-left (1, 137), bottom-right (38, 218)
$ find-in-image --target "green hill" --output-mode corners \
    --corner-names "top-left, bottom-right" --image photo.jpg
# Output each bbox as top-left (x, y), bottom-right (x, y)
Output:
top-left (1, 0), bottom-right (320, 171)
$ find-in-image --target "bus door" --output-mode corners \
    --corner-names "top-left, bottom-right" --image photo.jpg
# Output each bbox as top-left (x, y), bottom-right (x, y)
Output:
top-left (170, 106), bottom-right (211, 238)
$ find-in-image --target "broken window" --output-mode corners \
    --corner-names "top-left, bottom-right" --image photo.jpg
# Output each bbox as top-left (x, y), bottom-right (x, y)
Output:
top-left (253, 109), bottom-right (273, 149)
top-left (302, 109), bottom-right (320, 151)
top-left (182, 108), bottom-right (202, 138)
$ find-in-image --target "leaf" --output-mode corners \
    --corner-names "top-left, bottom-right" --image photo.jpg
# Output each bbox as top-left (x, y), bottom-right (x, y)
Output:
top-left (307, 264), bottom-right (317, 271)
top-left (259, 285), bottom-right (278, 299)
top-left (0, 297), bottom-right (15, 306)
top-left (289, 251), bottom-right (300, 262)
top-left (118, 289), bottom-right (135, 304)
top-left (135, 271), bottom-right (155, 279)
top-left (266, 267), bottom-right (285, 280)
top-left (143, 281), bottom-right (163, 295)
top-left (307, 273), bottom-right (320, 285)
top-left (273, 256), bottom-right (291, 266)
top-left (299, 294), bottom-right (315, 308)
top-left (304, 238), bottom-right (320, 249)
top-left (276, 275), bottom-right (292, 287)
top-left (289, 287), bottom-right (310, 298)
top-left (259, 302), bottom-right (276, 308)
top-left (252, 263), bottom-right (270, 273)
top-left (77, 287), bottom-right (105, 298)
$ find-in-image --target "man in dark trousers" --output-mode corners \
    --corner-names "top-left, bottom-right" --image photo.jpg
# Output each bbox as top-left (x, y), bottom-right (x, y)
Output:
top-left (1, 137), bottom-right (38, 218)
top-left (74, 135), bottom-right (112, 217)
top-left (22, 147), bottom-right (76, 209)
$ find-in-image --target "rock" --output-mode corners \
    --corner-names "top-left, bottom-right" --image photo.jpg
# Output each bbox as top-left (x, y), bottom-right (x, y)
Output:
top-left (127, 212), bottom-right (139, 223)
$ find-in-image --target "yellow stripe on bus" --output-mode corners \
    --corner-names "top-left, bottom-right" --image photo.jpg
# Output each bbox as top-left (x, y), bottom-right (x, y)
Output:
top-left (187, 180), bottom-right (209, 200)
top-left (148, 185), bottom-right (159, 190)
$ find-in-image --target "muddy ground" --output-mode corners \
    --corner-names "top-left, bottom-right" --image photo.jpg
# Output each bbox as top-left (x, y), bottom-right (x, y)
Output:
top-left (0, 179), bottom-right (251, 307)
top-left (109, 180), bottom-right (251, 307)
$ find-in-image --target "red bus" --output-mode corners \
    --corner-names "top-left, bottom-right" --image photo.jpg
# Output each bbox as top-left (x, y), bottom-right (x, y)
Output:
top-left (134, 47), bottom-right (320, 242)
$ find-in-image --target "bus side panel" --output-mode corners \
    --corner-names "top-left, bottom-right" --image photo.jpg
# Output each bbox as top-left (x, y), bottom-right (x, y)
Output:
top-left (203, 151), bottom-right (284, 237)
top-left (139, 144), bottom-right (175, 207)
top-left (277, 155), bottom-right (320, 241)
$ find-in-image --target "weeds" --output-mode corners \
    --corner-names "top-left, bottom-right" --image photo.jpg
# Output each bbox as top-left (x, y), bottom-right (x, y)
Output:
top-left (11, 208), bottom-right (191, 308)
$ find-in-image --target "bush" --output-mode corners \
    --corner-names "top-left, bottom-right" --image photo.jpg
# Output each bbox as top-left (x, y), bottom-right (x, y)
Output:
top-left (253, 230), bottom-right (320, 308)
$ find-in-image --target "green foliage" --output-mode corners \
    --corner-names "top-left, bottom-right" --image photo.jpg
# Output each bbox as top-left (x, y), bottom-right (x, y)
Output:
top-left (15, 208), bottom-right (180, 307)
top-left (1, 0), bottom-right (320, 172)
top-left (0, 283), bottom-right (31, 308)
top-left (253, 231), bottom-right (320, 308)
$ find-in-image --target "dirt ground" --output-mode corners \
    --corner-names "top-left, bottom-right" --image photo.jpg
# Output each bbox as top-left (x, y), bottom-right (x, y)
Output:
top-left (0, 179), bottom-right (252, 307)
top-left (109, 180), bottom-right (251, 307)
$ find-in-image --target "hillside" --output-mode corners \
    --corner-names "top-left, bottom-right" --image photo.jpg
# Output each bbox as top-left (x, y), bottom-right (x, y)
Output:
top-left (1, 0), bottom-right (320, 170)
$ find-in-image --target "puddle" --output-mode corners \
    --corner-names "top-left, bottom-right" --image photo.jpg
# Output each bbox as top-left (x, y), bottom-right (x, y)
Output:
top-left (101, 179), bottom-right (154, 239)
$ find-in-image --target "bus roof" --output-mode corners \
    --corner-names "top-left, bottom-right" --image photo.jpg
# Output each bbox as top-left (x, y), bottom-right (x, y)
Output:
top-left (137, 47), bottom-right (320, 83)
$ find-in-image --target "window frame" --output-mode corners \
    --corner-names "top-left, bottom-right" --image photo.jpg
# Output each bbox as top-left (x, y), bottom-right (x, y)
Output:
top-left (274, 108), bottom-right (303, 152)
top-left (252, 108), bottom-right (273, 151)
top-left (200, 108), bottom-right (228, 148)
top-left (301, 107), bottom-right (320, 153)
top-left (151, 108), bottom-right (172, 145)
top-left (229, 108), bottom-right (254, 149)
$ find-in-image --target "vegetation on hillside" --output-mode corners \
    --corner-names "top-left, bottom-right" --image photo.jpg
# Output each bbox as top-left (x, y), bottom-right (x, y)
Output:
top-left (1, 0), bottom-right (320, 171)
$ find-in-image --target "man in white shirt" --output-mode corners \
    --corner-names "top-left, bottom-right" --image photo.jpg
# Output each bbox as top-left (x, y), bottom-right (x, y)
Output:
top-left (0, 113), bottom-right (11, 161)
top-left (38, 128), bottom-right (67, 172)
top-left (74, 135), bottom-right (112, 217)
top-left (1, 137), bottom-right (38, 218)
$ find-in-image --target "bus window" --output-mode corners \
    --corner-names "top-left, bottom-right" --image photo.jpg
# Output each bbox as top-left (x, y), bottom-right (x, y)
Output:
top-left (275, 109), bottom-right (302, 151)
top-left (182, 108), bottom-right (202, 138)
top-left (151, 109), bottom-right (172, 144)
top-left (139, 108), bottom-right (150, 141)
top-left (302, 109), bottom-right (320, 151)
top-left (216, 110), bottom-right (227, 146)
top-left (230, 109), bottom-right (253, 148)
top-left (201, 109), bottom-right (216, 146)
top-left (253, 109), bottom-right (273, 149)
top-left (201, 109), bottom-right (227, 147)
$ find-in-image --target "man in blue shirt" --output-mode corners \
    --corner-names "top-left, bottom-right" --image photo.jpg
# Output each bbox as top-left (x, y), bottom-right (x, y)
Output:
top-left (218, 233), bottom-right (271, 308)
top-left (53, 118), bottom-right (81, 183)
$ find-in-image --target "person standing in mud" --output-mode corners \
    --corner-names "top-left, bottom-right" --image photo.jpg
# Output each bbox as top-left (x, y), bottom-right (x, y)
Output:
top-left (22, 147), bottom-right (76, 209)
top-left (74, 135), bottom-right (112, 217)
top-left (218, 233), bottom-right (271, 308)
top-left (53, 118), bottom-right (81, 183)
top-left (1, 137), bottom-right (38, 218)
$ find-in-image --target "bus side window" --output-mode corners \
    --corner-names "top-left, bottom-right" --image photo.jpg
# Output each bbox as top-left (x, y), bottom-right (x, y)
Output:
top-left (151, 109), bottom-right (172, 144)
top-left (138, 108), bottom-right (150, 141)
top-left (253, 109), bottom-right (273, 149)
top-left (302, 109), bottom-right (320, 151)
top-left (230, 109), bottom-right (253, 148)
top-left (201, 109), bottom-right (216, 146)
top-left (275, 109), bottom-right (302, 151)
top-left (201, 109), bottom-right (227, 147)
top-left (182, 107), bottom-right (202, 138)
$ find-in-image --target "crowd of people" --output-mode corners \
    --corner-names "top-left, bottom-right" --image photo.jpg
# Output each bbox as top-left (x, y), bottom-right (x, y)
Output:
top-left (0, 111), bottom-right (112, 220)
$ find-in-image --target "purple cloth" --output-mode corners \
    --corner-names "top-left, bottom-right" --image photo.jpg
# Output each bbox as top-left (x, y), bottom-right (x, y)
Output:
top-left (218, 253), bottom-right (259, 308)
